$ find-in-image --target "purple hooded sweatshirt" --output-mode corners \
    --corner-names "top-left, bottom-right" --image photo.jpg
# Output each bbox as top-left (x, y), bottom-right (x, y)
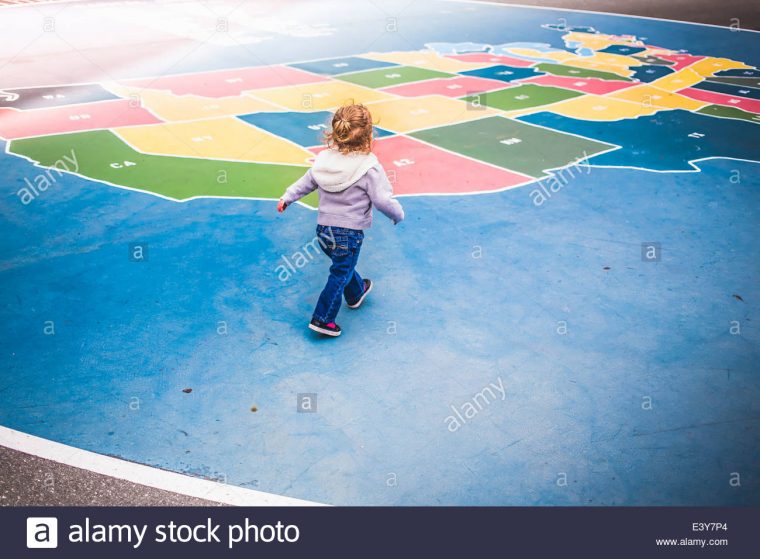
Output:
top-left (281, 148), bottom-right (405, 230)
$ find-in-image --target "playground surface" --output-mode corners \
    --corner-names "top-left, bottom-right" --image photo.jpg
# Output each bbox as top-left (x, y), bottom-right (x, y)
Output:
top-left (0, 0), bottom-right (758, 505)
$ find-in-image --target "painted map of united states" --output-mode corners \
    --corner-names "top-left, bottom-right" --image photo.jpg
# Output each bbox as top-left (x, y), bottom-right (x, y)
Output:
top-left (5, 24), bottom-right (760, 208)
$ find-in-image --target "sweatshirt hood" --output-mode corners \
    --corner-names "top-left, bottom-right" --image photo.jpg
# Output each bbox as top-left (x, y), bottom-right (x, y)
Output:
top-left (311, 149), bottom-right (378, 193)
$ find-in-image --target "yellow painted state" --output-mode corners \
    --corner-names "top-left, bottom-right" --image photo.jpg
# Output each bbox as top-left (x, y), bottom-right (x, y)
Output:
top-left (248, 80), bottom-right (394, 111)
top-left (650, 68), bottom-right (704, 92)
top-left (540, 94), bottom-right (660, 120)
top-left (609, 85), bottom-right (708, 110)
top-left (562, 32), bottom-right (620, 51)
top-left (105, 83), bottom-right (280, 121)
top-left (364, 95), bottom-right (499, 133)
top-left (361, 50), bottom-right (489, 73)
top-left (516, 48), bottom-right (577, 63)
top-left (114, 117), bottom-right (313, 165)
top-left (689, 57), bottom-right (753, 77)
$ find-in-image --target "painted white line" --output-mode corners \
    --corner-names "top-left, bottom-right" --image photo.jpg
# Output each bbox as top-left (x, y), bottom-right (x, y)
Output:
top-left (0, 425), bottom-right (326, 506)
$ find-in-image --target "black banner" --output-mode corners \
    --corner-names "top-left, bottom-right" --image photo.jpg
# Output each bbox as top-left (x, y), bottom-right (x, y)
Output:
top-left (2, 507), bottom-right (757, 558)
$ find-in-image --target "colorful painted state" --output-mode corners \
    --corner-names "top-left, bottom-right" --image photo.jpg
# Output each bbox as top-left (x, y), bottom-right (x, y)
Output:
top-left (410, 115), bottom-right (616, 178)
top-left (598, 44), bottom-right (646, 56)
top-left (8, 129), bottom-right (313, 203)
top-left (114, 118), bottom-right (314, 165)
top-left (707, 76), bottom-right (760, 88)
top-left (337, 66), bottom-right (454, 89)
top-left (312, 135), bottom-right (533, 195)
top-left (609, 85), bottom-right (708, 111)
top-left (460, 65), bottom-right (544, 83)
top-left (522, 74), bottom-right (635, 95)
top-left (362, 50), bottom-right (489, 73)
top-left (533, 93), bottom-right (662, 121)
top-left (123, 66), bottom-right (328, 98)
top-left (104, 84), bottom-right (281, 122)
top-left (249, 80), bottom-right (394, 111)
top-left (237, 110), bottom-right (393, 148)
top-left (678, 87), bottom-right (760, 114)
top-left (462, 84), bottom-right (584, 112)
top-left (381, 76), bottom-right (507, 98)
top-left (519, 109), bottom-right (760, 171)
top-left (365, 95), bottom-right (498, 133)
top-left (289, 56), bottom-right (399, 76)
top-left (715, 68), bottom-right (760, 78)
top-left (689, 57), bottom-right (752, 77)
top-left (444, 53), bottom-right (536, 68)
top-left (535, 62), bottom-right (631, 82)
top-left (0, 100), bottom-right (162, 140)
top-left (0, 84), bottom-right (119, 110)
top-left (697, 104), bottom-right (760, 124)
top-left (692, 80), bottom-right (760, 100)
top-left (656, 53), bottom-right (705, 70)
top-left (629, 65), bottom-right (674, 83)
top-left (650, 68), bottom-right (704, 92)
top-left (632, 54), bottom-right (676, 66)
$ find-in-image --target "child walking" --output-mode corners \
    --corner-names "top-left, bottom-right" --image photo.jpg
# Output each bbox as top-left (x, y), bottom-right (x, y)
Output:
top-left (278, 104), bottom-right (404, 337)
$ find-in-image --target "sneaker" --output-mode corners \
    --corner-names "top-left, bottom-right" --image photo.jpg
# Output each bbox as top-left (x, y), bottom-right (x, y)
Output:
top-left (347, 279), bottom-right (373, 309)
top-left (309, 318), bottom-right (341, 337)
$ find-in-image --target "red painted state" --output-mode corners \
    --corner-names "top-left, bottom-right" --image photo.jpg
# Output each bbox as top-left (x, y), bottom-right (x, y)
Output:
top-left (311, 135), bottom-right (532, 195)
top-left (446, 53), bottom-right (537, 68)
top-left (521, 74), bottom-right (635, 95)
top-left (656, 53), bottom-right (705, 71)
top-left (0, 99), bottom-right (161, 140)
top-left (123, 65), bottom-right (328, 98)
top-left (678, 87), bottom-right (760, 114)
top-left (382, 76), bottom-right (509, 97)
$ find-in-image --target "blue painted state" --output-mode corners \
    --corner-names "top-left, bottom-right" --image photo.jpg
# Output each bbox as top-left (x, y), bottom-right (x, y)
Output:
top-left (237, 111), bottom-right (393, 148)
top-left (599, 44), bottom-right (646, 56)
top-left (519, 110), bottom-right (760, 171)
top-left (460, 64), bottom-right (544, 83)
top-left (289, 56), bottom-right (398, 76)
top-left (693, 80), bottom-right (760, 100)
top-left (1, 1), bottom-right (760, 506)
top-left (629, 64), bottom-right (674, 82)
top-left (715, 68), bottom-right (760, 78)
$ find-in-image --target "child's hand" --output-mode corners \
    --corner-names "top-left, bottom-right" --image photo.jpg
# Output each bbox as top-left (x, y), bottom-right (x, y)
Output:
top-left (277, 199), bottom-right (288, 213)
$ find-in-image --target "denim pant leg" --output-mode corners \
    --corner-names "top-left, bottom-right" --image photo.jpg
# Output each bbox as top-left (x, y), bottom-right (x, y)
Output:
top-left (343, 269), bottom-right (364, 304)
top-left (312, 227), bottom-right (362, 323)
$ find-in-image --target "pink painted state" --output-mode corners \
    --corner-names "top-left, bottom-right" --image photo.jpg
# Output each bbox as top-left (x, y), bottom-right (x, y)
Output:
top-left (678, 87), bottom-right (760, 114)
top-left (382, 76), bottom-right (509, 97)
top-left (0, 99), bottom-right (161, 140)
top-left (656, 53), bottom-right (705, 71)
top-left (122, 65), bottom-right (327, 98)
top-left (311, 135), bottom-right (532, 195)
top-left (521, 74), bottom-right (635, 95)
top-left (446, 53), bottom-right (536, 68)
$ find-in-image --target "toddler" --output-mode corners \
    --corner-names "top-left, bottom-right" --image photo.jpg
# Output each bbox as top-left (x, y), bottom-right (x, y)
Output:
top-left (278, 104), bottom-right (404, 337)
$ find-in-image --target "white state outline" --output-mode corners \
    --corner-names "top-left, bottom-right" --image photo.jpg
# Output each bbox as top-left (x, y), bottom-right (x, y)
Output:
top-left (0, 425), bottom-right (326, 506)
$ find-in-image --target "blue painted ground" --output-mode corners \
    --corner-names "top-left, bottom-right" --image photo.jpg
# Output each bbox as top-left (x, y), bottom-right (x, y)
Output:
top-left (1, 1), bottom-right (759, 505)
top-left (462, 64), bottom-right (545, 83)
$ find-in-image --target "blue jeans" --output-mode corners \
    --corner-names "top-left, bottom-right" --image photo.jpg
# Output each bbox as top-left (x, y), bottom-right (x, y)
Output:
top-left (312, 225), bottom-right (364, 324)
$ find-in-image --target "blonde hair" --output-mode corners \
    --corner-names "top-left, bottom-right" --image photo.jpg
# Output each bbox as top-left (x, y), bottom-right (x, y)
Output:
top-left (324, 103), bottom-right (374, 154)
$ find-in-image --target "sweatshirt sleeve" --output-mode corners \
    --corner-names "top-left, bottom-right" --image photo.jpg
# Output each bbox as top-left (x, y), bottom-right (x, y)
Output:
top-left (365, 165), bottom-right (405, 225)
top-left (281, 169), bottom-right (318, 205)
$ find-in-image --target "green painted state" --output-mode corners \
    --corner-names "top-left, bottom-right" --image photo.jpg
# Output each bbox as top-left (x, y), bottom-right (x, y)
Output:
top-left (706, 76), bottom-right (760, 88)
top-left (9, 129), bottom-right (316, 206)
top-left (337, 65), bottom-right (453, 88)
top-left (410, 115), bottom-right (616, 178)
top-left (536, 62), bottom-right (633, 82)
top-left (461, 84), bottom-right (583, 112)
top-left (697, 103), bottom-right (760, 124)
top-left (632, 55), bottom-right (675, 66)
